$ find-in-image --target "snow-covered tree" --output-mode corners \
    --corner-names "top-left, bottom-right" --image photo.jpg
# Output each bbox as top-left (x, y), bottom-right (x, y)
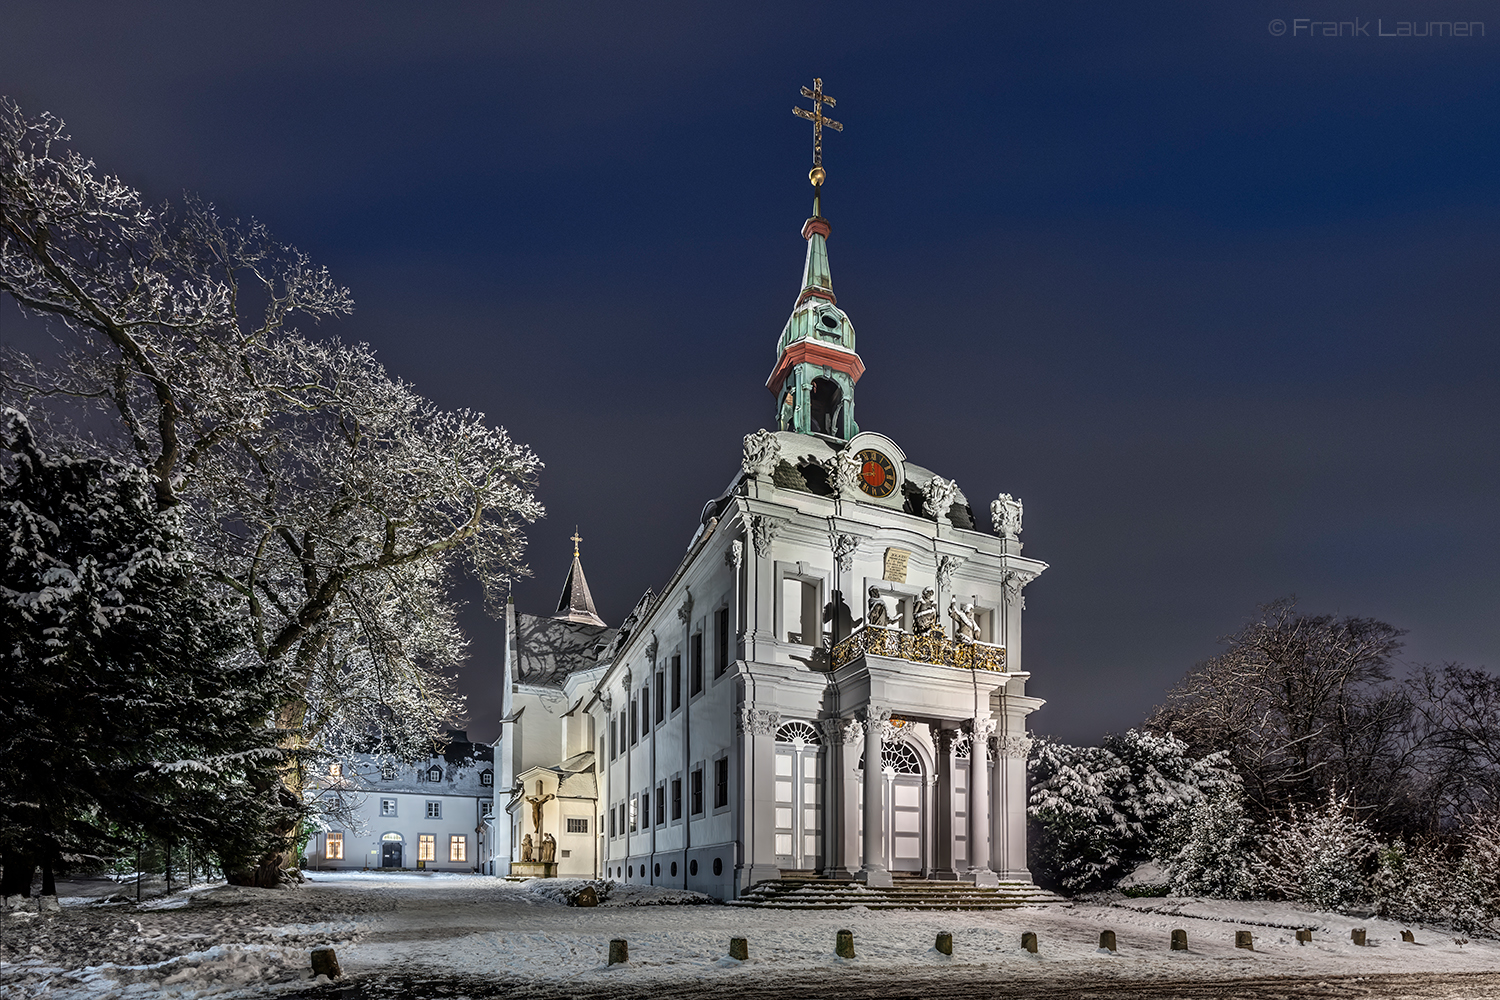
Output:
top-left (1028, 729), bottom-right (1236, 891)
top-left (0, 409), bottom-right (294, 896)
top-left (0, 99), bottom-right (544, 884)
top-left (1165, 790), bottom-right (1258, 899)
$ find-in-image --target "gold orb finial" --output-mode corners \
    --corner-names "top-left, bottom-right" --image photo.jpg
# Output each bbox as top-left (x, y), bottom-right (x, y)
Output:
top-left (809, 165), bottom-right (826, 187)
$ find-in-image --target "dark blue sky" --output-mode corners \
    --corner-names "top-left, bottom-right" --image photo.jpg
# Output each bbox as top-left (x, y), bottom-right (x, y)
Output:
top-left (4, 2), bottom-right (1497, 744)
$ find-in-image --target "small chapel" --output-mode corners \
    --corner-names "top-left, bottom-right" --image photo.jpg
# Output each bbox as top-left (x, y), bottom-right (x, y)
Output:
top-left (490, 80), bottom-right (1050, 901)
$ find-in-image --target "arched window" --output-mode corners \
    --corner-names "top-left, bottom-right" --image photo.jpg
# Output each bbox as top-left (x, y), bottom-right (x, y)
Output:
top-left (856, 741), bottom-right (923, 774)
top-left (426, 765), bottom-right (443, 783)
top-left (775, 721), bottom-right (822, 746)
top-left (809, 377), bottom-right (844, 437)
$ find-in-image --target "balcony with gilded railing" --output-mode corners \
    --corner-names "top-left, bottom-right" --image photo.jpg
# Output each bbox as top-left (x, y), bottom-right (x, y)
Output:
top-left (830, 625), bottom-right (1008, 673)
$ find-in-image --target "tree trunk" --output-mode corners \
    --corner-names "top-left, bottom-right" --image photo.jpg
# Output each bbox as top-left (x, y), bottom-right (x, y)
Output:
top-left (40, 852), bottom-right (55, 897)
top-left (225, 778), bottom-right (302, 888)
top-left (1, 847), bottom-right (37, 897)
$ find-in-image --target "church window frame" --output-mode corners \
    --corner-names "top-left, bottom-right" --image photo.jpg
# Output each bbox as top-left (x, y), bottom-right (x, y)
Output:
top-left (608, 806), bottom-right (616, 838)
top-left (671, 774), bottom-right (683, 821)
top-left (655, 783), bottom-right (666, 825)
top-left (629, 796), bottom-right (638, 833)
top-left (655, 671), bottom-right (666, 724)
top-left (714, 606), bottom-right (731, 678)
top-left (689, 632), bottom-right (705, 697)
top-left (671, 654), bottom-right (682, 711)
top-left (774, 721), bottom-right (823, 746)
top-left (690, 765), bottom-right (704, 815)
top-left (609, 717), bottom-right (617, 760)
top-left (630, 698), bottom-right (639, 746)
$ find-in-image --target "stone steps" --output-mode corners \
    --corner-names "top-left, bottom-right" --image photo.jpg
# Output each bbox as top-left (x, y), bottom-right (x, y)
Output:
top-left (728, 877), bottom-right (1068, 910)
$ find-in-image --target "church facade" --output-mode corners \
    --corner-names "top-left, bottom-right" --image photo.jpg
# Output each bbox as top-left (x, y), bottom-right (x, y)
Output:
top-left (492, 153), bottom-right (1047, 900)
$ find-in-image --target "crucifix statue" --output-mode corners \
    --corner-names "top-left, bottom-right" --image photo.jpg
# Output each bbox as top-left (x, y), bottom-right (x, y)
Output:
top-left (524, 779), bottom-right (555, 839)
top-left (792, 77), bottom-right (843, 186)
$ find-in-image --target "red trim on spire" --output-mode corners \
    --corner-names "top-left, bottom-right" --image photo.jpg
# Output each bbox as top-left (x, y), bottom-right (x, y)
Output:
top-left (802, 216), bottom-right (832, 240)
top-left (765, 340), bottom-right (866, 392)
top-left (796, 287), bottom-right (837, 306)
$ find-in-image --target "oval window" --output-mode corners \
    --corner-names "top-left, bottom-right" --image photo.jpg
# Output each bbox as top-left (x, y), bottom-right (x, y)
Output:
top-left (712, 857), bottom-right (723, 876)
top-left (820, 312), bottom-right (839, 330)
top-left (671, 862), bottom-right (678, 876)
top-left (654, 863), bottom-right (661, 877)
top-left (689, 860), bottom-right (699, 876)
top-left (627, 865), bottom-right (633, 878)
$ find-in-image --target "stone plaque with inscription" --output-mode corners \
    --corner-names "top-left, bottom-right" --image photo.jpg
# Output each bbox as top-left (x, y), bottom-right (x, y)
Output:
top-left (883, 547), bottom-right (910, 584)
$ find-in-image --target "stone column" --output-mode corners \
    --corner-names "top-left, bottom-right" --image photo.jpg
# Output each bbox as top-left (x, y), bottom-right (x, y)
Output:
top-left (736, 706), bottom-right (782, 895)
top-left (931, 727), bottom-right (960, 880)
top-left (819, 718), bottom-right (858, 877)
top-left (855, 706), bottom-right (892, 887)
top-left (965, 717), bottom-right (999, 887)
top-left (993, 719), bottom-right (1033, 881)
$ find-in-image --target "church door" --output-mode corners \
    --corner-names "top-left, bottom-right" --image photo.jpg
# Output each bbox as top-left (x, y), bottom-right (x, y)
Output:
top-left (381, 840), bottom-right (402, 868)
top-left (773, 723), bottom-right (824, 871)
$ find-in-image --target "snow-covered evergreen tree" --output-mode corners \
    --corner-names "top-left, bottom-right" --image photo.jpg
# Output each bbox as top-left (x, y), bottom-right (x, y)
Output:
top-left (1165, 790), bottom-right (1259, 898)
top-left (0, 410), bottom-right (294, 895)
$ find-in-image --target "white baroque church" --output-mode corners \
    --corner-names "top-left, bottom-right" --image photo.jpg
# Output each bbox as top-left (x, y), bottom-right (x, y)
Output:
top-left (490, 142), bottom-right (1048, 901)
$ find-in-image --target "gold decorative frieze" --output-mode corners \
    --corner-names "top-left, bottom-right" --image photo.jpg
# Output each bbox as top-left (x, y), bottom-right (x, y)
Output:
top-left (831, 625), bottom-right (1007, 673)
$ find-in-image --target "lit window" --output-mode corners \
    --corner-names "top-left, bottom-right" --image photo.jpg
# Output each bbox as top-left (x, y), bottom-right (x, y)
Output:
top-left (566, 817), bottom-right (588, 834)
top-left (426, 800), bottom-right (441, 819)
top-left (380, 798), bottom-right (397, 817)
top-left (326, 832), bottom-right (344, 859)
top-left (449, 835), bottom-right (467, 863)
top-left (419, 834), bottom-right (436, 862)
top-left (328, 762), bottom-right (342, 778)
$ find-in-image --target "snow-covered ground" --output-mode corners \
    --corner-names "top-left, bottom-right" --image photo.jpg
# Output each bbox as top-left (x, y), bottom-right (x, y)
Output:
top-left (3, 871), bottom-right (1499, 998)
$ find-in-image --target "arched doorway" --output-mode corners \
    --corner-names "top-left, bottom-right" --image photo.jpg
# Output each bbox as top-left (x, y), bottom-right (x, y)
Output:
top-left (808, 378), bottom-right (843, 437)
top-left (380, 832), bottom-right (403, 868)
top-left (858, 741), bottom-right (926, 873)
top-left (773, 721), bottom-right (823, 871)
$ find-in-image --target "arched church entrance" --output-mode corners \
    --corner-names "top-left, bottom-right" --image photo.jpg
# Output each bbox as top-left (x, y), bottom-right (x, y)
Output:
top-left (809, 377), bottom-right (844, 437)
top-left (773, 721), bottom-right (824, 871)
top-left (858, 741), bottom-right (926, 873)
top-left (380, 832), bottom-right (403, 868)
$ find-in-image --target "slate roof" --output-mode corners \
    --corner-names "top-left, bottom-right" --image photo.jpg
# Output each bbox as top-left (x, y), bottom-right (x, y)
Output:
top-left (514, 612), bottom-right (615, 689)
top-left (554, 553), bottom-right (606, 626)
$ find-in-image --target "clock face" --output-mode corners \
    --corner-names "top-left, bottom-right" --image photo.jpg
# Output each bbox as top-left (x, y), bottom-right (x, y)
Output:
top-left (855, 449), bottom-right (898, 498)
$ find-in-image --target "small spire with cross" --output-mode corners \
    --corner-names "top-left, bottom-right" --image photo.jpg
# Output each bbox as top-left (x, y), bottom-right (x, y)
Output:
top-left (793, 77), bottom-right (843, 189)
top-left (570, 528), bottom-right (582, 558)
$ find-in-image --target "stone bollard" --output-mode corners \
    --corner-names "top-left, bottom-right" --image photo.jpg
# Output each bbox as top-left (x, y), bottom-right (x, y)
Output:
top-left (608, 939), bottom-right (629, 966)
top-left (572, 885), bottom-right (598, 907)
top-left (1021, 932), bottom-right (1039, 954)
top-left (1296, 929), bottom-right (1313, 946)
top-left (836, 929), bottom-right (856, 959)
top-left (1235, 931), bottom-right (1254, 951)
top-left (310, 947), bottom-right (342, 979)
top-left (1170, 929), bottom-right (1188, 951)
top-left (935, 932), bottom-right (953, 956)
top-left (1350, 928), bottom-right (1367, 947)
top-left (729, 937), bottom-right (749, 961)
top-left (1099, 929), bottom-right (1117, 953)
top-left (1401, 930), bottom-right (1416, 944)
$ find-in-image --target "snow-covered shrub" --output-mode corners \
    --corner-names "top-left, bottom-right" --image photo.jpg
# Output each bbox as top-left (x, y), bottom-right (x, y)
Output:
top-left (1258, 793), bottom-right (1379, 911)
top-left (1373, 840), bottom-right (1449, 925)
top-left (1028, 730), bottom-right (1237, 892)
top-left (1165, 791), bottom-right (1259, 899)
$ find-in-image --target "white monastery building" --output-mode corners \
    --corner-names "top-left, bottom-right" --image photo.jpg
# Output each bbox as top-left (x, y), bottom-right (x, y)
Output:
top-left (491, 84), bottom-right (1048, 899)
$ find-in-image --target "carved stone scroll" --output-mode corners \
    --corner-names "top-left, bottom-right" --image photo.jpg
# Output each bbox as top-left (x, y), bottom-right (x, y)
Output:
top-left (829, 533), bottom-right (859, 573)
top-left (746, 514), bottom-right (785, 558)
top-left (737, 707), bottom-right (780, 736)
top-left (742, 429), bottom-right (781, 477)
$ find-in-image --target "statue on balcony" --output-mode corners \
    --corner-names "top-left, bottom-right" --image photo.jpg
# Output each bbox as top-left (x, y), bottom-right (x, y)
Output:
top-left (949, 597), bottom-right (980, 642)
top-left (913, 587), bottom-right (940, 637)
top-left (867, 587), bottom-right (897, 628)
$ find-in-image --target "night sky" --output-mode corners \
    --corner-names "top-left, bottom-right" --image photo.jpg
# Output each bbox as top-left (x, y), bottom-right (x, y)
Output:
top-left (4, 3), bottom-right (1497, 745)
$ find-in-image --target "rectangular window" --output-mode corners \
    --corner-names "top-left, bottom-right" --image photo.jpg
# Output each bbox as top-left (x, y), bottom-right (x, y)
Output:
top-left (566, 817), bottom-right (588, 834)
top-left (630, 699), bottom-right (639, 745)
top-left (671, 655), bottom-right (682, 710)
top-left (715, 607), bottom-right (730, 677)
top-left (619, 801), bottom-right (627, 835)
top-left (690, 632), bottom-right (704, 696)
top-left (609, 718), bottom-right (616, 760)
top-left (380, 763), bottom-right (395, 780)
top-left (629, 796), bottom-right (638, 833)
top-left (449, 835), bottom-right (467, 863)
top-left (691, 767), bottom-right (704, 815)
top-left (655, 785), bottom-right (666, 825)
top-left (482, 800), bottom-right (493, 816)
top-left (640, 685), bottom-right (650, 733)
top-left (380, 798), bottom-right (397, 817)
top-left (326, 832), bottom-right (344, 860)
top-left (426, 800), bottom-right (441, 819)
top-left (672, 777), bottom-right (683, 820)
top-left (480, 770), bottom-right (493, 786)
top-left (618, 710), bottom-right (627, 755)
top-left (418, 834), bottom-right (436, 862)
top-left (609, 807), bottom-right (616, 838)
top-left (714, 757), bottom-right (729, 809)
top-left (655, 672), bottom-right (665, 723)
top-left (782, 577), bottom-right (822, 645)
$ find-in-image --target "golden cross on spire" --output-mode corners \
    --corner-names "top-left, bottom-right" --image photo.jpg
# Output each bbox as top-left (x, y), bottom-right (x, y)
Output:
top-left (570, 528), bottom-right (582, 558)
top-left (793, 77), bottom-right (843, 183)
